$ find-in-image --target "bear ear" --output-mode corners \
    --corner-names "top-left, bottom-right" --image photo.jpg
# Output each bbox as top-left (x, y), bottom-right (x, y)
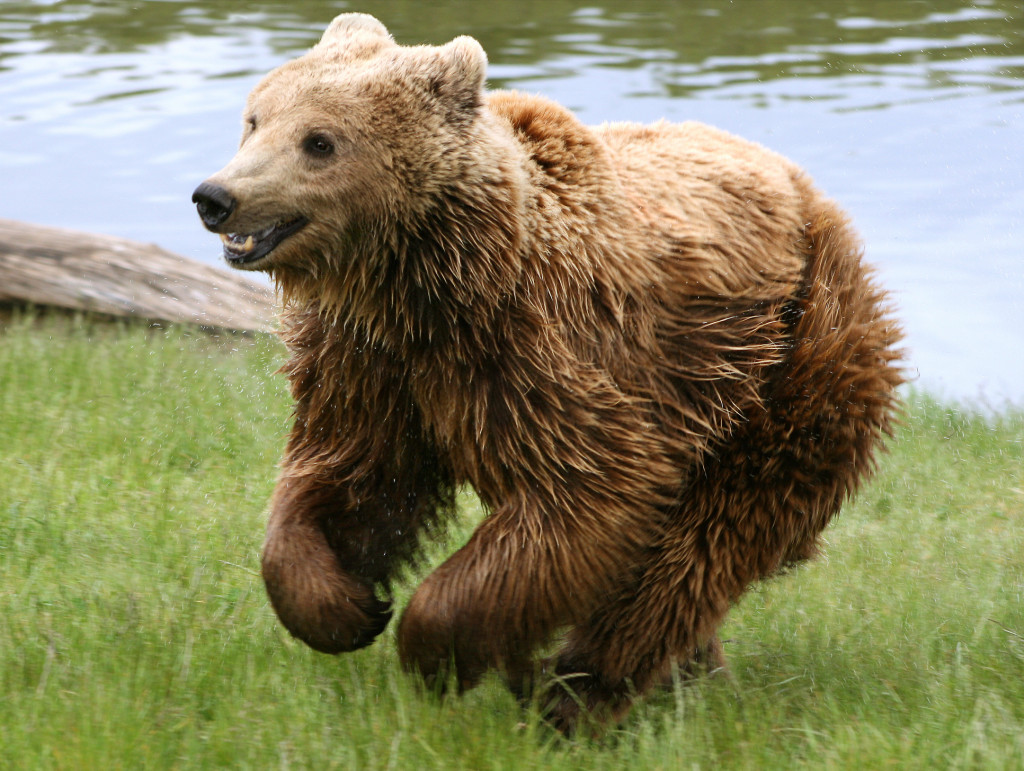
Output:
top-left (317, 13), bottom-right (394, 58)
top-left (427, 36), bottom-right (488, 116)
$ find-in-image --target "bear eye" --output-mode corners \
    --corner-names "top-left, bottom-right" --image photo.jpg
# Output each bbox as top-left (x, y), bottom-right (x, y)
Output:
top-left (246, 115), bottom-right (257, 132)
top-left (303, 133), bottom-right (335, 158)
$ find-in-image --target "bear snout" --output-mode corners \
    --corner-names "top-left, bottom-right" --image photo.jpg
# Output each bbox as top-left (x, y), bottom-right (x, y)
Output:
top-left (192, 181), bottom-right (236, 229)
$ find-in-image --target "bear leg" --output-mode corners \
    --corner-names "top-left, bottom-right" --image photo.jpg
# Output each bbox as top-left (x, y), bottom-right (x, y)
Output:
top-left (396, 495), bottom-right (657, 694)
top-left (540, 211), bottom-right (903, 733)
top-left (262, 476), bottom-right (396, 653)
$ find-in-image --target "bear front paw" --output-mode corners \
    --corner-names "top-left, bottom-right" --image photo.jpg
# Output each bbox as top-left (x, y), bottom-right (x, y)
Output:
top-left (262, 520), bottom-right (393, 654)
top-left (264, 566), bottom-right (393, 654)
top-left (396, 578), bottom-right (491, 693)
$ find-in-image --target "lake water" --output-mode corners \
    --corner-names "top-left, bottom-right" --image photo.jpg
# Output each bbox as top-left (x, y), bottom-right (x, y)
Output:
top-left (1, 1), bottom-right (1021, 404)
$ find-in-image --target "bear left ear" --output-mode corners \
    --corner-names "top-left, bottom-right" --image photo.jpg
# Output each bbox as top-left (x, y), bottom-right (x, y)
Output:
top-left (428, 36), bottom-right (488, 116)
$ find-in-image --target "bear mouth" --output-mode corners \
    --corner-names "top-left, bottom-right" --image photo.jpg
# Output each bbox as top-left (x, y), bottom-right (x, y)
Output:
top-left (219, 218), bottom-right (308, 266)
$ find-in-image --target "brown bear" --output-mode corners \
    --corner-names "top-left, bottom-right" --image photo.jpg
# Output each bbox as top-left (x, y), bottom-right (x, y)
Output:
top-left (193, 13), bottom-right (903, 732)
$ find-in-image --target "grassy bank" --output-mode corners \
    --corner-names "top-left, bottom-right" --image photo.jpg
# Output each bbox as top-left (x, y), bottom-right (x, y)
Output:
top-left (1, 313), bottom-right (1022, 769)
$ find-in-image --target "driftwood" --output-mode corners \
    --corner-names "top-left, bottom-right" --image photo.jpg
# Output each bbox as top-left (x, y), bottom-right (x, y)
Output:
top-left (0, 218), bottom-right (276, 333)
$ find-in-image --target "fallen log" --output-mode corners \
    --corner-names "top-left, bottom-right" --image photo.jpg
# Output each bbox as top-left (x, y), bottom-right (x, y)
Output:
top-left (0, 218), bottom-right (276, 333)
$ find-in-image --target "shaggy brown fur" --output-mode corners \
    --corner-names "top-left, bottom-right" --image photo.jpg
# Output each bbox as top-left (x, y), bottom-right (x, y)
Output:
top-left (193, 14), bottom-right (903, 733)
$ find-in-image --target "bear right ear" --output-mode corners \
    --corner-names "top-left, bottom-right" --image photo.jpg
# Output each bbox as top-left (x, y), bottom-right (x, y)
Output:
top-left (317, 13), bottom-right (395, 58)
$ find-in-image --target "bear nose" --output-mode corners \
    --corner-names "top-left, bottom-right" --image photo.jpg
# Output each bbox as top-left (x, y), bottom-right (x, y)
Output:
top-left (192, 181), bottom-right (237, 228)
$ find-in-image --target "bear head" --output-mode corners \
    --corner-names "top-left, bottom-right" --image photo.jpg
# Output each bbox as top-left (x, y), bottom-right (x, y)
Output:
top-left (192, 14), bottom-right (488, 273)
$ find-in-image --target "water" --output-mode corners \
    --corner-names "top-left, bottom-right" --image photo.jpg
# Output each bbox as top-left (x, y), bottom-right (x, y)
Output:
top-left (1, 0), bottom-right (1021, 403)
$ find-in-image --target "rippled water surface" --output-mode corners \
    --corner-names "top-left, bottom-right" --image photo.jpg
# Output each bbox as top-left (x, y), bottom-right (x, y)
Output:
top-left (1, 1), bottom-right (1021, 402)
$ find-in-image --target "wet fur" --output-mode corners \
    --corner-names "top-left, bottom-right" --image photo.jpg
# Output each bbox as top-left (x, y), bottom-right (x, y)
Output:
top-left (200, 15), bottom-right (903, 732)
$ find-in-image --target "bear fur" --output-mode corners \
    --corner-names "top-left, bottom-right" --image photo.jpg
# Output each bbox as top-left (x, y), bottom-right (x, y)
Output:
top-left (193, 14), bottom-right (903, 731)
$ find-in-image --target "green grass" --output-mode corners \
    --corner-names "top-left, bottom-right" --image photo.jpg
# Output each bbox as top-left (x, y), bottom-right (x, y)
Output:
top-left (1, 311), bottom-right (1022, 769)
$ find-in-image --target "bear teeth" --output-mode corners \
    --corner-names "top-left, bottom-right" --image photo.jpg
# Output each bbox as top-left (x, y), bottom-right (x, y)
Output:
top-left (220, 233), bottom-right (255, 253)
top-left (219, 225), bottom-right (280, 254)
top-left (215, 218), bottom-right (307, 266)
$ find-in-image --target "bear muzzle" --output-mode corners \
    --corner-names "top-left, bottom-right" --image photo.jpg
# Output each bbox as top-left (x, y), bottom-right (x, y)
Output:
top-left (192, 181), bottom-right (308, 268)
